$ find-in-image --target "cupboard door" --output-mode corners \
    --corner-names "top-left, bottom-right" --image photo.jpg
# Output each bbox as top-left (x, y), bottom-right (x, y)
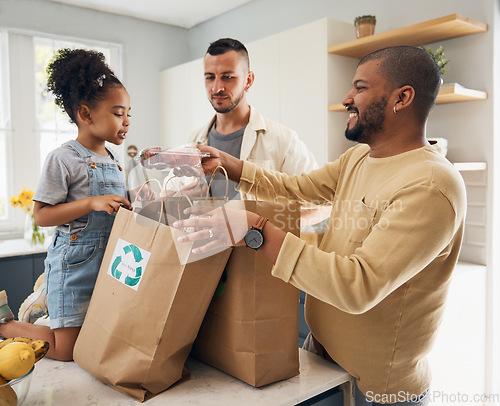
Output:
top-left (246, 34), bottom-right (281, 123)
top-left (279, 20), bottom-right (329, 165)
top-left (159, 58), bottom-right (212, 147)
top-left (297, 387), bottom-right (343, 406)
top-left (32, 253), bottom-right (45, 281)
top-left (299, 290), bottom-right (310, 346)
top-left (0, 256), bottom-right (34, 317)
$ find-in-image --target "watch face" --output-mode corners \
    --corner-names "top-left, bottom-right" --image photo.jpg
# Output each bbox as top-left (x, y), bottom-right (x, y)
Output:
top-left (244, 228), bottom-right (264, 250)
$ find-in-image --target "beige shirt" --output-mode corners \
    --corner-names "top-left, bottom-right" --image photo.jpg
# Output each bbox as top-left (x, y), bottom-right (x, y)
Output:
top-left (190, 106), bottom-right (317, 198)
top-left (239, 144), bottom-right (466, 399)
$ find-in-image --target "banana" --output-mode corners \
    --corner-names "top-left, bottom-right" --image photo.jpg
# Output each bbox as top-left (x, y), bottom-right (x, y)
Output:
top-left (0, 375), bottom-right (18, 406)
top-left (30, 340), bottom-right (49, 363)
top-left (0, 337), bottom-right (33, 350)
top-left (0, 337), bottom-right (29, 350)
top-left (0, 342), bottom-right (35, 381)
top-left (0, 337), bottom-right (49, 362)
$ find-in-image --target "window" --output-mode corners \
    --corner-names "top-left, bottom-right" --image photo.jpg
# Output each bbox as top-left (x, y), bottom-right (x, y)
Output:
top-left (0, 30), bottom-right (12, 223)
top-left (34, 37), bottom-right (121, 169)
top-left (0, 29), bottom-right (122, 235)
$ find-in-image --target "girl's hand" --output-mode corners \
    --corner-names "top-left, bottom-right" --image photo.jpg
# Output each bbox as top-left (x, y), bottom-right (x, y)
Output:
top-left (172, 202), bottom-right (258, 255)
top-left (89, 194), bottom-right (131, 215)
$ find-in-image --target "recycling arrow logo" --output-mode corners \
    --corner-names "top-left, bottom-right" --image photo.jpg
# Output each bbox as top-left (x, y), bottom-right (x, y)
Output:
top-left (107, 239), bottom-right (151, 290)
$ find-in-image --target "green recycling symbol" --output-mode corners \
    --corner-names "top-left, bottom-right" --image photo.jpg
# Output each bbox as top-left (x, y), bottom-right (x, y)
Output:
top-left (110, 244), bottom-right (144, 287)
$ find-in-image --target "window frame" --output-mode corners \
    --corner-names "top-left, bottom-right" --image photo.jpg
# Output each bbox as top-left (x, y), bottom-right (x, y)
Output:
top-left (0, 29), bottom-right (14, 231)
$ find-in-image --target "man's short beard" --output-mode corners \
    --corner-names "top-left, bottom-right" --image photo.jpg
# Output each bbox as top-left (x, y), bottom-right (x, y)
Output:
top-left (345, 96), bottom-right (388, 143)
top-left (211, 89), bottom-right (245, 114)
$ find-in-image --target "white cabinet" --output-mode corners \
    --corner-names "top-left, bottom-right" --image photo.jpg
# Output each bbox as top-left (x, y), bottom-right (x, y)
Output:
top-left (244, 34), bottom-right (281, 123)
top-left (247, 19), bottom-right (358, 166)
top-left (159, 58), bottom-right (212, 147)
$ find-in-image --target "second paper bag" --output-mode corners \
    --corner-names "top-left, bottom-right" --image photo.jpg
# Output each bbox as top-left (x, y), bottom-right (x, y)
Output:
top-left (191, 199), bottom-right (301, 387)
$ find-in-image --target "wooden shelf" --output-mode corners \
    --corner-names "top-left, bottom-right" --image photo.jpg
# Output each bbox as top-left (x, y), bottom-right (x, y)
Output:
top-left (327, 14), bottom-right (488, 58)
top-left (436, 83), bottom-right (487, 104)
top-left (328, 83), bottom-right (487, 112)
top-left (453, 162), bottom-right (487, 171)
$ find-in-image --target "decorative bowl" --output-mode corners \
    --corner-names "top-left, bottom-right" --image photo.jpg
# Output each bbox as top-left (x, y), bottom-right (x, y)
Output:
top-left (0, 366), bottom-right (34, 405)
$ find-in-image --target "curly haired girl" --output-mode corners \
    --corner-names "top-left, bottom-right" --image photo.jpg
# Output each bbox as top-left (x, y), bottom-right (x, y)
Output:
top-left (0, 49), bottom-right (132, 360)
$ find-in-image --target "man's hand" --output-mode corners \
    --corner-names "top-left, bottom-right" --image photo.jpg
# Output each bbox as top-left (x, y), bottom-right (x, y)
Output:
top-left (173, 145), bottom-right (243, 184)
top-left (172, 202), bottom-right (258, 255)
top-left (128, 185), bottom-right (157, 203)
top-left (178, 177), bottom-right (209, 198)
top-left (162, 177), bottom-right (208, 198)
top-left (198, 145), bottom-right (244, 183)
top-left (196, 145), bottom-right (222, 175)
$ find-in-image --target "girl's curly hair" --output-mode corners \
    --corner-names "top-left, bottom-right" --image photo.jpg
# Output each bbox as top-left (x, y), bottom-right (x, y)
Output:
top-left (46, 48), bottom-right (123, 123)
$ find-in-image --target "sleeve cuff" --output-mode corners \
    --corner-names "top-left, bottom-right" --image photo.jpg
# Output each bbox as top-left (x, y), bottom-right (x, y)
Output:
top-left (239, 161), bottom-right (258, 194)
top-left (271, 232), bottom-right (306, 283)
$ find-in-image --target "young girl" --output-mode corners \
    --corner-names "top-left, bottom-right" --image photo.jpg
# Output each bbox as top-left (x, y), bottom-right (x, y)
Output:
top-left (0, 49), bottom-right (132, 361)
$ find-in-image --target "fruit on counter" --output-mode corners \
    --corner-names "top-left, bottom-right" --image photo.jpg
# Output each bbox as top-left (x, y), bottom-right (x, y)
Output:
top-left (0, 337), bottom-right (49, 363)
top-left (0, 337), bottom-right (34, 350)
top-left (0, 376), bottom-right (18, 406)
top-left (0, 342), bottom-right (35, 381)
top-left (30, 340), bottom-right (49, 363)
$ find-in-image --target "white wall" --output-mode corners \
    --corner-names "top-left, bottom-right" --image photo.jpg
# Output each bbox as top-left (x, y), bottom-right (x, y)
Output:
top-left (0, 0), bottom-right (190, 152)
top-left (158, 58), bottom-right (213, 148)
top-left (489, 0), bottom-right (500, 394)
top-left (187, 0), bottom-right (495, 59)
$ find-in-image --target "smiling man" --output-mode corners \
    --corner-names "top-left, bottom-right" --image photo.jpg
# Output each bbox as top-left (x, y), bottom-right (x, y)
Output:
top-left (189, 38), bottom-right (317, 198)
top-left (174, 46), bottom-right (467, 405)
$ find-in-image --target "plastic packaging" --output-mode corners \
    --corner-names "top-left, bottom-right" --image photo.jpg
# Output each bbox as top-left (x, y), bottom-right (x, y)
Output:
top-left (138, 146), bottom-right (209, 171)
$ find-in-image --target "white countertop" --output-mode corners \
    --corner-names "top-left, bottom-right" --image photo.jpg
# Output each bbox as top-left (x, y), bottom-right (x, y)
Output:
top-left (24, 349), bottom-right (351, 405)
top-left (0, 238), bottom-right (50, 259)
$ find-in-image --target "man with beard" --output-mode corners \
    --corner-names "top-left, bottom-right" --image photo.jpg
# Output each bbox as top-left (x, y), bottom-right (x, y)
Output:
top-left (189, 38), bottom-right (317, 199)
top-left (173, 46), bottom-right (466, 405)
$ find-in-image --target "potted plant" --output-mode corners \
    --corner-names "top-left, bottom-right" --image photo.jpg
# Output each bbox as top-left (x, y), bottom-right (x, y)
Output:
top-left (354, 15), bottom-right (376, 38)
top-left (420, 45), bottom-right (450, 77)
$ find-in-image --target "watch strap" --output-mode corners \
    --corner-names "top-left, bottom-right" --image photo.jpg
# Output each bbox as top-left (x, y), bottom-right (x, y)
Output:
top-left (252, 216), bottom-right (268, 232)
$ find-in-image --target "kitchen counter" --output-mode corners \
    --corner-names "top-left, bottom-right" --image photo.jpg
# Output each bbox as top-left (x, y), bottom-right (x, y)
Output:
top-left (0, 238), bottom-right (49, 259)
top-left (24, 349), bottom-right (353, 406)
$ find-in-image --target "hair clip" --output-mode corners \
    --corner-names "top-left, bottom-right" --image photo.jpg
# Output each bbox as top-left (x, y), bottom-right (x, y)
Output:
top-left (96, 73), bottom-right (106, 87)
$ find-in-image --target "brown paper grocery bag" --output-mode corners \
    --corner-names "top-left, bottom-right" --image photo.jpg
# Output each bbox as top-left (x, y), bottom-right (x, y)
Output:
top-left (73, 203), bottom-right (232, 401)
top-left (191, 199), bottom-right (301, 387)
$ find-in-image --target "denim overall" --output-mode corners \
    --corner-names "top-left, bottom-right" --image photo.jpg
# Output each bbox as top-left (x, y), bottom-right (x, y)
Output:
top-left (45, 140), bottom-right (126, 329)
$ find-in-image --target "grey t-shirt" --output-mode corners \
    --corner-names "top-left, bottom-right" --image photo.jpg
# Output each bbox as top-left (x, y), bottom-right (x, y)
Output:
top-left (207, 123), bottom-right (245, 200)
top-left (33, 143), bottom-right (118, 233)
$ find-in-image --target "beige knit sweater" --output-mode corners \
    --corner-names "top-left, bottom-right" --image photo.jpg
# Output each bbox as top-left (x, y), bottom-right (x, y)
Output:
top-left (239, 144), bottom-right (466, 400)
